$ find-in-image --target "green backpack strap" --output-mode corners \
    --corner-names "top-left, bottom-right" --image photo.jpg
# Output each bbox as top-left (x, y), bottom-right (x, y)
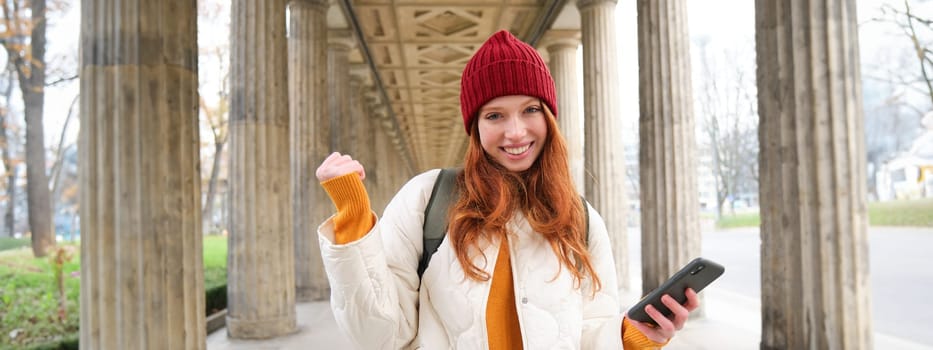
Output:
top-left (418, 168), bottom-right (460, 278)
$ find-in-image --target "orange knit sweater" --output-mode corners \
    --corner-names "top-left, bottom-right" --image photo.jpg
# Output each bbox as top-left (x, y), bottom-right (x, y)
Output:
top-left (321, 173), bottom-right (665, 349)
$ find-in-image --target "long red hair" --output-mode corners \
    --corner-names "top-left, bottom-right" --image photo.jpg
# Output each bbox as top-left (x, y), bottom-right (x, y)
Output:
top-left (447, 104), bottom-right (601, 292)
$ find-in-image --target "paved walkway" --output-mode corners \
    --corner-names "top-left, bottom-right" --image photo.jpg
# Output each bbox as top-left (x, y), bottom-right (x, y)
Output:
top-left (207, 288), bottom-right (932, 349)
top-left (207, 226), bottom-right (933, 349)
top-left (207, 301), bottom-right (352, 349)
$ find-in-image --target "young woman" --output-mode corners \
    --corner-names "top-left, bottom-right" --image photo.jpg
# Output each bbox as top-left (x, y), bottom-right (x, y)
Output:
top-left (315, 30), bottom-right (699, 349)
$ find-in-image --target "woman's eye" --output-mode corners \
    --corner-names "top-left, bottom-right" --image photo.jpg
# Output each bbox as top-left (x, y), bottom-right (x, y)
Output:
top-left (525, 106), bottom-right (542, 114)
top-left (484, 113), bottom-right (502, 120)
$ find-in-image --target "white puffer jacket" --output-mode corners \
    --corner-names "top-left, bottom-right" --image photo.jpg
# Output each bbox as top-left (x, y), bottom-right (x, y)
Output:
top-left (318, 169), bottom-right (624, 349)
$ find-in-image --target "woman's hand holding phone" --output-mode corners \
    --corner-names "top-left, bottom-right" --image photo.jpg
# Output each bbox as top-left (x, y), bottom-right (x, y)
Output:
top-left (623, 288), bottom-right (700, 343)
top-left (622, 257), bottom-right (725, 344)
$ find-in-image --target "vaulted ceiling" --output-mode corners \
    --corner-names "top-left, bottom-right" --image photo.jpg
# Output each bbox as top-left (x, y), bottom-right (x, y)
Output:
top-left (328, 0), bottom-right (576, 172)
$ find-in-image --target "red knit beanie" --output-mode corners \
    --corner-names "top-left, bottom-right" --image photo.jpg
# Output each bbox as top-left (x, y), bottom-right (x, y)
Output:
top-left (459, 30), bottom-right (557, 135)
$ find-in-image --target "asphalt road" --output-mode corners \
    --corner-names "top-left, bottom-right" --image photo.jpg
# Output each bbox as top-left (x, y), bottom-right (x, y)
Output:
top-left (629, 225), bottom-right (933, 346)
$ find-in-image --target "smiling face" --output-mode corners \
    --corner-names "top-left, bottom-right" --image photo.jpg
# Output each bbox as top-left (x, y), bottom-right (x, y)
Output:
top-left (476, 95), bottom-right (549, 172)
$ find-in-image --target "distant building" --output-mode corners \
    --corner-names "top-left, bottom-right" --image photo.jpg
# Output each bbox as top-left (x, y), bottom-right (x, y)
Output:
top-left (876, 112), bottom-right (933, 200)
top-left (696, 151), bottom-right (718, 212)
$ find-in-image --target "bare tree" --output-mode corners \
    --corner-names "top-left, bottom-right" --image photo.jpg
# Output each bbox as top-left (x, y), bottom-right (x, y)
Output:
top-left (1, 0), bottom-right (55, 256)
top-left (863, 0), bottom-right (932, 116)
top-left (0, 62), bottom-right (19, 237)
top-left (49, 94), bottom-right (77, 213)
top-left (875, 0), bottom-right (933, 106)
top-left (862, 0), bottom-right (933, 198)
top-left (199, 81), bottom-right (228, 234)
top-left (694, 38), bottom-right (759, 219)
top-left (199, 0), bottom-right (230, 234)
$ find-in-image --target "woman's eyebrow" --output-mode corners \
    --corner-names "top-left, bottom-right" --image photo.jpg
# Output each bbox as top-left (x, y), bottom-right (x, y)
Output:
top-left (521, 99), bottom-right (543, 108)
top-left (478, 107), bottom-right (500, 114)
top-left (479, 105), bottom-right (506, 114)
top-left (480, 99), bottom-right (541, 113)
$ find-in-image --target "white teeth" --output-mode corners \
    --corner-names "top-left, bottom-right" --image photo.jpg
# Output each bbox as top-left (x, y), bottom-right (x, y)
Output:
top-left (504, 145), bottom-right (530, 155)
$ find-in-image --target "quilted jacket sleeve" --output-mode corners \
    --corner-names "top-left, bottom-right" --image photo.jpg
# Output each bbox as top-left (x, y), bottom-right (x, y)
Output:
top-left (317, 170), bottom-right (440, 350)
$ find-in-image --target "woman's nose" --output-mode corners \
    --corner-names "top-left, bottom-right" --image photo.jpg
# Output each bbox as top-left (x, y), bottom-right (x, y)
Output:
top-left (504, 115), bottom-right (526, 139)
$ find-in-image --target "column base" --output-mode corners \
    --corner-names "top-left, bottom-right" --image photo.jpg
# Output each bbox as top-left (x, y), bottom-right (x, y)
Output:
top-left (226, 312), bottom-right (298, 339)
top-left (296, 286), bottom-right (330, 302)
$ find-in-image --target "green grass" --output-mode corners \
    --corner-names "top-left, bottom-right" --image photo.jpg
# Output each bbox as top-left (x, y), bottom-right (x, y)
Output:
top-left (202, 235), bottom-right (228, 315)
top-left (0, 245), bottom-right (81, 349)
top-left (0, 235), bottom-right (229, 349)
top-left (0, 237), bottom-right (31, 252)
top-left (714, 199), bottom-right (933, 228)
top-left (867, 198), bottom-right (933, 227)
top-left (716, 212), bottom-right (761, 229)
top-left (203, 235), bottom-right (227, 291)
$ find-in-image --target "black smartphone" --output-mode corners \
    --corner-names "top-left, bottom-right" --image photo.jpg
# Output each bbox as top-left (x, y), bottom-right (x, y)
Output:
top-left (626, 257), bottom-right (725, 325)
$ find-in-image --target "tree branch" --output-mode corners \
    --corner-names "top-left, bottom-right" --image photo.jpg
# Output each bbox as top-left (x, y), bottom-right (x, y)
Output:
top-left (902, 0), bottom-right (933, 106)
top-left (45, 74), bottom-right (77, 87)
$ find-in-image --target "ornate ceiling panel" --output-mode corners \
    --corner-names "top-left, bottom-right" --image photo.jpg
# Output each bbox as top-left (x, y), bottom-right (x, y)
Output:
top-left (349, 0), bottom-right (553, 171)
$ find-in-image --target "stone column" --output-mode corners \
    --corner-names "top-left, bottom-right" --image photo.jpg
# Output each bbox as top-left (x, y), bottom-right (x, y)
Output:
top-left (363, 88), bottom-right (381, 162)
top-left (346, 75), bottom-right (364, 156)
top-left (370, 111), bottom-right (384, 212)
top-left (636, 0), bottom-right (701, 298)
top-left (543, 30), bottom-right (585, 194)
top-left (380, 110), bottom-right (408, 197)
top-left (288, 0), bottom-right (330, 302)
top-left (79, 1), bottom-right (204, 349)
top-left (578, 0), bottom-right (629, 289)
top-left (328, 29), bottom-right (354, 153)
top-left (354, 81), bottom-right (377, 192)
top-left (227, 0), bottom-right (296, 338)
top-left (756, 1), bottom-right (872, 349)
top-left (371, 105), bottom-right (392, 212)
